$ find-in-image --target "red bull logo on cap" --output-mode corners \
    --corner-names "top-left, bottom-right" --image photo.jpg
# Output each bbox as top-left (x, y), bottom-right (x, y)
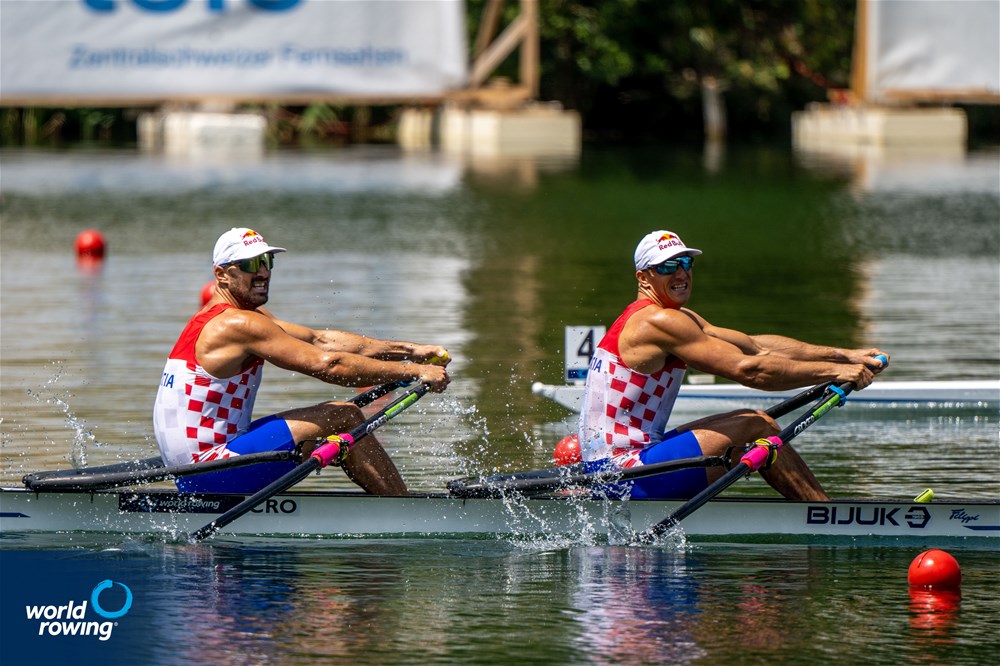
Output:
top-left (241, 230), bottom-right (265, 247)
top-left (657, 233), bottom-right (682, 250)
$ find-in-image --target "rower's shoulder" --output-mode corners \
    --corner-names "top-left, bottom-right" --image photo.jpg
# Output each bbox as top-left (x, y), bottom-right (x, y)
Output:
top-left (635, 305), bottom-right (703, 330)
top-left (623, 307), bottom-right (702, 349)
top-left (203, 306), bottom-right (277, 341)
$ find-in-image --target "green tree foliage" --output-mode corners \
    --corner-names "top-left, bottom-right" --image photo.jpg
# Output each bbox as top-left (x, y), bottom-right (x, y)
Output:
top-left (523, 0), bottom-right (856, 140)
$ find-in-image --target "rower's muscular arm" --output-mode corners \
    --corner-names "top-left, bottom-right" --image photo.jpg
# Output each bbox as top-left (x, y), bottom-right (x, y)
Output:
top-left (690, 311), bottom-right (887, 370)
top-left (263, 309), bottom-right (449, 365)
top-left (197, 310), bottom-right (449, 390)
top-left (748, 334), bottom-right (887, 368)
top-left (627, 308), bottom-right (876, 391)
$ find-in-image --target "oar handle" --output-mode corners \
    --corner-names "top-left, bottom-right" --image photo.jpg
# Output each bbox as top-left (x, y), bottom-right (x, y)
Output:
top-left (763, 354), bottom-right (887, 419)
top-left (723, 356), bottom-right (888, 477)
top-left (347, 352), bottom-right (447, 409)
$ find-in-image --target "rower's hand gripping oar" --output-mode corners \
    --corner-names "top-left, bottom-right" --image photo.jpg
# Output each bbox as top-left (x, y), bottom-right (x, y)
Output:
top-left (638, 355), bottom-right (888, 542)
top-left (348, 351), bottom-right (448, 407)
top-left (188, 382), bottom-right (430, 542)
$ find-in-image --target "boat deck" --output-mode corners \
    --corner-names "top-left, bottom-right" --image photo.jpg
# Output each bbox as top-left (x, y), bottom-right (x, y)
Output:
top-left (2, 488), bottom-right (996, 545)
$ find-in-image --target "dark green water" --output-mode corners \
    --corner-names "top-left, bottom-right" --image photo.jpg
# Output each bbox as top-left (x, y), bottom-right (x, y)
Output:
top-left (1, 144), bottom-right (998, 665)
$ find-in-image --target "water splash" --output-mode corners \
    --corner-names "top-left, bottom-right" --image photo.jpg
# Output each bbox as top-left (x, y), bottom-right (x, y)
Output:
top-left (26, 368), bottom-right (100, 470)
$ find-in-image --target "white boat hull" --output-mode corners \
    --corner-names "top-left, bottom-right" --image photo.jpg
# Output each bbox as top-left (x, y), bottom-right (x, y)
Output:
top-left (532, 380), bottom-right (1000, 413)
top-left (2, 488), bottom-right (996, 544)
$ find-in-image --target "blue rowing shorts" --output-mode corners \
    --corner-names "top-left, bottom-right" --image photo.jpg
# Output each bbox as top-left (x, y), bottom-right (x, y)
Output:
top-left (176, 415), bottom-right (298, 494)
top-left (584, 430), bottom-right (708, 500)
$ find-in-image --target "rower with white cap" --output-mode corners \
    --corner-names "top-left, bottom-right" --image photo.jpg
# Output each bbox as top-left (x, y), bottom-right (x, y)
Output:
top-left (578, 230), bottom-right (888, 501)
top-left (153, 228), bottom-right (450, 496)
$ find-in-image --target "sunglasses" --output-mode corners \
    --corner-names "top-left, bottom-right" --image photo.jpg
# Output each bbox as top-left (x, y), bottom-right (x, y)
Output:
top-left (228, 253), bottom-right (275, 273)
top-left (652, 256), bottom-right (694, 275)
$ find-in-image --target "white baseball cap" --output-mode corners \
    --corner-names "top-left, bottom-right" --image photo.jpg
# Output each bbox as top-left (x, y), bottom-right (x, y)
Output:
top-left (213, 228), bottom-right (287, 267)
top-left (634, 230), bottom-right (702, 271)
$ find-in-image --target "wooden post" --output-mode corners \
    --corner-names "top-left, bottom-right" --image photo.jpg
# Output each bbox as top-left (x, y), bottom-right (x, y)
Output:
top-left (520, 0), bottom-right (540, 99)
top-left (467, 0), bottom-right (540, 102)
top-left (474, 0), bottom-right (504, 58)
top-left (850, 0), bottom-right (869, 103)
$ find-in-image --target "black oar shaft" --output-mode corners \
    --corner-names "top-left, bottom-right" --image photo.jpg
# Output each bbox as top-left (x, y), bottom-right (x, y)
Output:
top-left (22, 382), bottom-right (406, 492)
top-left (447, 382), bottom-right (836, 499)
top-left (189, 459), bottom-right (321, 542)
top-left (642, 380), bottom-right (857, 540)
top-left (189, 382), bottom-right (429, 542)
top-left (351, 381), bottom-right (407, 408)
top-left (25, 451), bottom-right (296, 491)
top-left (659, 463), bottom-right (751, 530)
top-left (764, 382), bottom-right (832, 419)
top-left (448, 456), bottom-right (726, 498)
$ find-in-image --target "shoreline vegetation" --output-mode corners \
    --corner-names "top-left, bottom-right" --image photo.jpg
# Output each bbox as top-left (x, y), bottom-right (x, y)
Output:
top-left (2, 1), bottom-right (998, 147)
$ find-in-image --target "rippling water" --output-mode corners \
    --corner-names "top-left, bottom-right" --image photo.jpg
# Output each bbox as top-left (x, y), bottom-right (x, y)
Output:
top-left (1, 144), bottom-right (998, 665)
top-left (2, 536), bottom-right (998, 666)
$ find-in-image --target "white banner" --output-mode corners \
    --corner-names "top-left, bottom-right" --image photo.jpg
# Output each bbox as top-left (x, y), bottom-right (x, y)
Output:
top-left (865, 0), bottom-right (999, 101)
top-left (0, 0), bottom-right (468, 102)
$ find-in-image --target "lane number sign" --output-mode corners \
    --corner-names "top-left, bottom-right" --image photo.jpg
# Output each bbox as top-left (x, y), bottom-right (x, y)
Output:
top-left (565, 326), bottom-right (605, 383)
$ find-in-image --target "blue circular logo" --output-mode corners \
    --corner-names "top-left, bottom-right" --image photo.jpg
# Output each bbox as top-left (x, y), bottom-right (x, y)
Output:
top-left (90, 580), bottom-right (133, 619)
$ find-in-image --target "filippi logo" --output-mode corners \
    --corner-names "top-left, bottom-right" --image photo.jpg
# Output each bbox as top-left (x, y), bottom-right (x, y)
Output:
top-left (82, 0), bottom-right (303, 13)
top-left (24, 579), bottom-right (133, 642)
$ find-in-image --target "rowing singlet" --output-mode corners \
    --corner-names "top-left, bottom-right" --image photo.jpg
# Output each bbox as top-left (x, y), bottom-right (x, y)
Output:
top-left (578, 299), bottom-right (687, 461)
top-left (153, 303), bottom-right (264, 467)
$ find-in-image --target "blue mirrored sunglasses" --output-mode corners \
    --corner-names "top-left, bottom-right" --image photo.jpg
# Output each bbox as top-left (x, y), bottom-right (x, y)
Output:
top-left (229, 253), bottom-right (275, 273)
top-left (652, 255), bottom-right (694, 275)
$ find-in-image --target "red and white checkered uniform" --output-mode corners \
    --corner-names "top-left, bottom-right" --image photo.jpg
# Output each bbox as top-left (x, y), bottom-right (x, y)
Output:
top-left (578, 299), bottom-right (687, 463)
top-left (153, 304), bottom-right (264, 467)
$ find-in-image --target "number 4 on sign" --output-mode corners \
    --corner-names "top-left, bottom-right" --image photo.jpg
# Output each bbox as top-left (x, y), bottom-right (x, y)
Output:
top-left (565, 326), bottom-right (605, 384)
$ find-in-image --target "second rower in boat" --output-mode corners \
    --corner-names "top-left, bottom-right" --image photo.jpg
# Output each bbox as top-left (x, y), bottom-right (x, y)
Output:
top-left (578, 230), bottom-right (888, 501)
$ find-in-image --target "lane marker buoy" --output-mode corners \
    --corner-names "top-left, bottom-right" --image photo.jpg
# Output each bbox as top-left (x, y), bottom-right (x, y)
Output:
top-left (200, 281), bottom-right (215, 306)
top-left (553, 434), bottom-right (581, 466)
top-left (908, 549), bottom-right (961, 589)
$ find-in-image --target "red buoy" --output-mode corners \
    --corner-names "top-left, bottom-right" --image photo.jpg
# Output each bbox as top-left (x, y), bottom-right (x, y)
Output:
top-left (200, 281), bottom-right (216, 306)
top-left (75, 229), bottom-right (106, 260)
top-left (553, 434), bottom-right (581, 466)
top-left (908, 549), bottom-right (962, 589)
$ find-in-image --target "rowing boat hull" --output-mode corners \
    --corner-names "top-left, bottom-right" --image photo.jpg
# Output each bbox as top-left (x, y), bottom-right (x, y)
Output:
top-left (531, 380), bottom-right (1000, 413)
top-left (1, 488), bottom-right (996, 544)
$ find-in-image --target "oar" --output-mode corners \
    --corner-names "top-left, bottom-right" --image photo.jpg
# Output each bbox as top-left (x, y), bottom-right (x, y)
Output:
top-left (764, 381), bottom-right (833, 419)
top-left (188, 382), bottom-right (430, 542)
top-left (24, 450), bottom-right (296, 491)
top-left (637, 369), bottom-right (880, 542)
top-left (448, 456), bottom-right (728, 498)
top-left (351, 381), bottom-right (407, 408)
top-left (448, 381), bottom-right (838, 498)
top-left (21, 381), bottom-right (408, 491)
